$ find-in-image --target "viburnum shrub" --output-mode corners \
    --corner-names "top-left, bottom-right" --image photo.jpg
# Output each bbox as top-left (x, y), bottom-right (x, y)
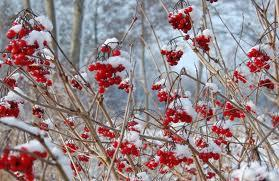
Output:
top-left (3, 15), bottom-right (53, 86)
top-left (0, 1), bottom-right (278, 181)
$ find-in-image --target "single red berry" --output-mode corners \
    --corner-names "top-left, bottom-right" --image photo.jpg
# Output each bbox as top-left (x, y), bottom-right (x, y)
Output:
top-left (6, 29), bottom-right (17, 39)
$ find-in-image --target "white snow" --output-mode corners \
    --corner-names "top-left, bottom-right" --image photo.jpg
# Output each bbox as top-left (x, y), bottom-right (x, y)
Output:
top-left (231, 162), bottom-right (278, 181)
top-left (44, 138), bottom-right (73, 179)
top-left (203, 29), bottom-right (212, 37)
top-left (34, 16), bottom-right (53, 31)
top-left (107, 56), bottom-right (131, 70)
top-left (41, 48), bottom-right (55, 61)
top-left (11, 73), bottom-right (25, 81)
top-left (162, 43), bottom-right (184, 52)
top-left (267, 170), bottom-right (279, 181)
top-left (200, 139), bottom-right (221, 153)
top-left (120, 77), bottom-right (129, 84)
top-left (10, 24), bottom-right (22, 33)
top-left (125, 130), bottom-right (142, 148)
top-left (44, 118), bottom-right (54, 129)
top-left (4, 87), bottom-right (26, 102)
top-left (169, 98), bottom-right (197, 118)
top-left (205, 83), bottom-right (219, 93)
top-left (13, 138), bottom-right (73, 180)
top-left (132, 119), bottom-right (145, 134)
top-left (80, 72), bottom-right (89, 81)
top-left (0, 117), bottom-right (42, 135)
top-left (215, 120), bottom-right (233, 129)
top-left (66, 117), bottom-right (76, 122)
top-left (174, 144), bottom-right (191, 159)
top-left (248, 45), bottom-right (260, 53)
top-left (25, 30), bottom-right (52, 49)
top-left (136, 172), bottom-right (151, 181)
top-left (184, 91), bottom-right (192, 97)
top-left (103, 37), bottom-right (119, 49)
top-left (246, 100), bottom-right (257, 112)
top-left (249, 44), bottom-right (273, 58)
top-left (171, 122), bottom-right (186, 129)
top-left (154, 79), bottom-right (165, 86)
top-left (15, 139), bottom-right (45, 153)
top-left (188, 5), bottom-right (201, 27)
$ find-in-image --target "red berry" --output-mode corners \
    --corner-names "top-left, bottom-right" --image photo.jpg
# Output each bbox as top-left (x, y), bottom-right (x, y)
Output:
top-left (6, 29), bottom-right (17, 39)
top-left (112, 49), bottom-right (121, 56)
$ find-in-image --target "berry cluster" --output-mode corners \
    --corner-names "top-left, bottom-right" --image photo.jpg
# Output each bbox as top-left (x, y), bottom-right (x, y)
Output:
top-left (195, 138), bottom-right (208, 148)
top-left (71, 162), bottom-right (82, 176)
top-left (115, 160), bottom-right (132, 173)
top-left (106, 149), bottom-right (115, 158)
top-left (196, 138), bottom-right (221, 162)
top-left (113, 141), bottom-right (140, 156)
top-left (2, 77), bottom-right (17, 88)
top-left (0, 101), bottom-right (20, 118)
top-left (80, 126), bottom-right (90, 139)
top-left (211, 125), bottom-right (233, 137)
top-left (245, 102), bottom-right (256, 114)
top-left (272, 115), bottom-right (279, 127)
top-left (32, 105), bottom-right (44, 118)
top-left (168, 6), bottom-right (193, 33)
top-left (37, 122), bottom-right (49, 131)
top-left (223, 101), bottom-right (245, 121)
top-left (151, 81), bottom-right (164, 91)
top-left (4, 21), bottom-right (53, 86)
top-left (77, 154), bottom-right (89, 162)
top-left (198, 152), bottom-right (220, 162)
top-left (83, 126), bottom-right (90, 132)
top-left (156, 150), bottom-right (193, 169)
top-left (161, 49), bottom-right (184, 66)
top-left (127, 120), bottom-right (141, 132)
top-left (214, 137), bottom-right (228, 146)
top-left (63, 118), bottom-right (75, 127)
top-left (70, 78), bottom-right (83, 90)
top-left (151, 80), bottom-right (181, 103)
top-left (116, 161), bottom-right (126, 172)
top-left (0, 147), bottom-right (47, 181)
top-left (88, 62), bottom-right (125, 94)
top-left (62, 142), bottom-right (79, 154)
top-left (193, 34), bottom-right (211, 51)
top-left (163, 129), bottom-right (184, 143)
top-left (207, 172), bottom-right (216, 179)
top-left (97, 127), bottom-right (116, 139)
top-left (233, 70), bottom-right (247, 83)
top-left (81, 132), bottom-right (89, 139)
top-left (214, 99), bottom-right (224, 107)
top-left (157, 89), bottom-right (174, 102)
top-left (100, 45), bottom-right (121, 57)
top-left (164, 108), bottom-right (193, 126)
top-left (258, 78), bottom-right (274, 90)
top-left (145, 159), bottom-right (159, 170)
top-left (27, 64), bottom-right (52, 85)
top-left (195, 103), bottom-right (213, 121)
top-left (118, 78), bottom-right (131, 93)
top-left (246, 48), bottom-right (270, 73)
